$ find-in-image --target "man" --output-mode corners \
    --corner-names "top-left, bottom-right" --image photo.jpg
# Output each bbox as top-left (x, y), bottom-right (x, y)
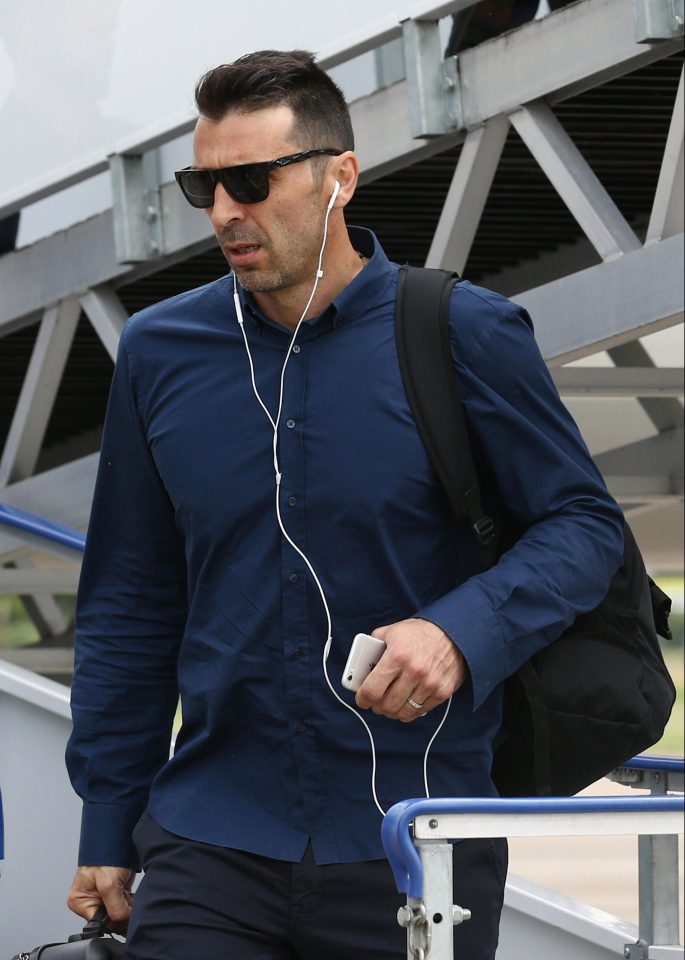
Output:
top-left (66, 50), bottom-right (623, 959)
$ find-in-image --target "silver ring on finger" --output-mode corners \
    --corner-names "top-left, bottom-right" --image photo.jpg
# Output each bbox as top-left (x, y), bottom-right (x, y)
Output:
top-left (407, 697), bottom-right (424, 711)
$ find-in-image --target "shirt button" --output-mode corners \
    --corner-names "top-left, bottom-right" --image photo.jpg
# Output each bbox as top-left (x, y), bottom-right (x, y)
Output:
top-left (297, 722), bottom-right (307, 733)
top-left (292, 345), bottom-right (301, 354)
top-left (289, 572), bottom-right (299, 583)
top-left (293, 648), bottom-right (302, 659)
top-left (287, 496), bottom-right (297, 507)
top-left (286, 419), bottom-right (296, 429)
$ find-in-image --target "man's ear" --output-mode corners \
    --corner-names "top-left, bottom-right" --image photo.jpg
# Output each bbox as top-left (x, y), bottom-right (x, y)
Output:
top-left (328, 151), bottom-right (360, 208)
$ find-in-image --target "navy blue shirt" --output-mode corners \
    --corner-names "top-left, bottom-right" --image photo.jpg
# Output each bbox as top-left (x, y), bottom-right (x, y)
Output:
top-left (67, 228), bottom-right (623, 869)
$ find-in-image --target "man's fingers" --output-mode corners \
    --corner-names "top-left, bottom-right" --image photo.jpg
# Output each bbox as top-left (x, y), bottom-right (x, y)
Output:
top-left (355, 659), bottom-right (403, 710)
top-left (355, 617), bottom-right (466, 720)
top-left (99, 876), bottom-right (133, 927)
top-left (68, 866), bottom-right (134, 934)
top-left (371, 691), bottom-right (438, 722)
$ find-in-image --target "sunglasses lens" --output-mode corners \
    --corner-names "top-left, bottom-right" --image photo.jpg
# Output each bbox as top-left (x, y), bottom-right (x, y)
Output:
top-left (220, 164), bottom-right (270, 204)
top-left (177, 156), bottom-right (310, 208)
top-left (178, 170), bottom-right (215, 208)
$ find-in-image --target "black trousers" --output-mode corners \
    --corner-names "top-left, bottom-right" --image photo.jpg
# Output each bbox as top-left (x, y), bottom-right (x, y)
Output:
top-left (126, 813), bottom-right (508, 959)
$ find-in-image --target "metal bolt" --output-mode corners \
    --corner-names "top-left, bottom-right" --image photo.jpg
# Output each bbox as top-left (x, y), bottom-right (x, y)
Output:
top-left (145, 206), bottom-right (158, 221)
top-left (428, 818), bottom-right (439, 829)
top-left (452, 905), bottom-right (472, 925)
top-left (397, 905), bottom-right (414, 927)
top-left (148, 241), bottom-right (160, 254)
top-left (624, 949), bottom-right (630, 958)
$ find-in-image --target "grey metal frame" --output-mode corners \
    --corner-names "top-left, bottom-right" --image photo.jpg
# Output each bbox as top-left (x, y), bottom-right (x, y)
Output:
top-left (609, 759), bottom-right (685, 949)
top-left (383, 778), bottom-right (684, 960)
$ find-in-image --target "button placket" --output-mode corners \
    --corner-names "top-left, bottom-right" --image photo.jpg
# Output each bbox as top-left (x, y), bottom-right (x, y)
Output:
top-left (278, 338), bottom-right (330, 836)
top-left (280, 340), bottom-right (309, 729)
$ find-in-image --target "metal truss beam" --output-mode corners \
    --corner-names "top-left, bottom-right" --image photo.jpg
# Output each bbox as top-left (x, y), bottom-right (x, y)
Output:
top-left (608, 340), bottom-right (684, 431)
top-left (0, 191), bottom-right (216, 336)
top-left (0, 0), bottom-right (677, 221)
top-left (646, 65), bottom-right (684, 245)
top-left (0, 646), bottom-right (75, 675)
top-left (0, 298), bottom-right (81, 489)
top-left (80, 285), bottom-right (128, 361)
top-left (551, 367), bottom-right (684, 397)
top-left (510, 102), bottom-right (641, 261)
top-left (516, 234), bottom-right (684, 364)
top-left (596, 427), bottom-right (684, 498)
top-left (0, 568), bottom-right (80, 595)
top-left (8, 554), bottom-right (69, 638)
top-left (1, 0), bottom-right (681, 331)
top-left (480, 232), bottom-right (601, 297)
top-left (426, 117), bottom-right (509, 272)
top-left (456, 0), bottom-right (683, 126)
top-left (353, 78), bottom-right (463, 186)
top-left (607, 475), bottom-right (682, 502)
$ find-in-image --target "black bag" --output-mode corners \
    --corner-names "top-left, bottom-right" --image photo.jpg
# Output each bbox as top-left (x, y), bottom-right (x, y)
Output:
top-left (11, 909), bottom-right (125, 959)
top-left (395, 265), bottom-right (676, 797)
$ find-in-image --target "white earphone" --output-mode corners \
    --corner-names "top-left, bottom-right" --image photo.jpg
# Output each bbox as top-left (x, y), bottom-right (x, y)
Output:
top-left (327, 179), bottom-right (341, 211)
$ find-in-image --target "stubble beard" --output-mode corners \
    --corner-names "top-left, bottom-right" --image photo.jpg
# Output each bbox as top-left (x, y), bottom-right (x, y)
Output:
top-left (218, 191), bottom-right (325, 295)
top-left (231, 259), bottom-right (294, 294)
top-left (220, 235), bottom-right (320, 295)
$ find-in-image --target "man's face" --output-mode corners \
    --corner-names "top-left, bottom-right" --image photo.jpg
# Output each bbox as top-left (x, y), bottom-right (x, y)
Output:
top-left (193, 105), bottom-right (330, 294)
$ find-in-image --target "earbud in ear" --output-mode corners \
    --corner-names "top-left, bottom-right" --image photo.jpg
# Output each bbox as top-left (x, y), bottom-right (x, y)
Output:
top-left (327, 180), bottom-right (341, 211)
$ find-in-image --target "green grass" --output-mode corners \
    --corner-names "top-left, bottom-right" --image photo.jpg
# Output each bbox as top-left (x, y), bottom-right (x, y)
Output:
top-left (0, 595), bottom-right (42, 647)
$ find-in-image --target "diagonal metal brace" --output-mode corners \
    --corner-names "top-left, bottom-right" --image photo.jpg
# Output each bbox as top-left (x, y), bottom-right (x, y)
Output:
top-left (401, 19), bottom-right (462, 138)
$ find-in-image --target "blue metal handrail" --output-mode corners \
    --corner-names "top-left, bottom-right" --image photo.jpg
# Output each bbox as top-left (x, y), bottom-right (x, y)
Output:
top-left (0, 502), bottom-right (86, 552)
top-left (382, 756), bottom-right (685, 899)
top-left (616, 755), bottom-right (684, 774)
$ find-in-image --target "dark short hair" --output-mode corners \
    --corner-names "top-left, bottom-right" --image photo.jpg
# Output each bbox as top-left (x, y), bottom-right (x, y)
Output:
top-left (194, 50), bottom-right (354, 153)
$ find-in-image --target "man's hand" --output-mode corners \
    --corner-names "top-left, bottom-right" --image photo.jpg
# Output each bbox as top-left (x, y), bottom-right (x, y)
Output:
top-left (355, 618), bottom-right (467, 722)
top-left (67, 865), bottom-right (135, 935)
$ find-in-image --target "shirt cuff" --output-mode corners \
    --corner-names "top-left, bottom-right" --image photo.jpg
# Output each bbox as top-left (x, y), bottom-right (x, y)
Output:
top-left (78, 801), bottom-right (145, 870)
top-left (415, 577), bottom-right (504, 711)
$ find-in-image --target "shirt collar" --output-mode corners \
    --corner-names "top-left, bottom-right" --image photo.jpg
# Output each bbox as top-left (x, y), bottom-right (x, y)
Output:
top-left (235, 226), bottom-right (395, 336)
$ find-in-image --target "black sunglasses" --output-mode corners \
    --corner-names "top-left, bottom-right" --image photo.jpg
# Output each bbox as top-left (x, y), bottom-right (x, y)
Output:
top-left (174, 149), bottom-right (342, 208)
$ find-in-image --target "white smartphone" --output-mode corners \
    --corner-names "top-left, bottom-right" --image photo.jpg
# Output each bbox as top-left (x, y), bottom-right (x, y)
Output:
top-left (341, 633), bottom-right (386, 692)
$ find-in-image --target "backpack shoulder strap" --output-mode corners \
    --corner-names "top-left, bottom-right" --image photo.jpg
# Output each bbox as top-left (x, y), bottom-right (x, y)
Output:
top-left (395, 264), bottom-right (496, 567)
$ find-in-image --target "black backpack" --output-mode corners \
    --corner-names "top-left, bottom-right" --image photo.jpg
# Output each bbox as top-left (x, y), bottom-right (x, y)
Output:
top-left (395, 265), bottom-right (676, 797)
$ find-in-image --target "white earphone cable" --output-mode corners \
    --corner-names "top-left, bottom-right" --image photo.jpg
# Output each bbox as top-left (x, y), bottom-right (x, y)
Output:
top-left (233, 183), bottom-right (450, 818)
